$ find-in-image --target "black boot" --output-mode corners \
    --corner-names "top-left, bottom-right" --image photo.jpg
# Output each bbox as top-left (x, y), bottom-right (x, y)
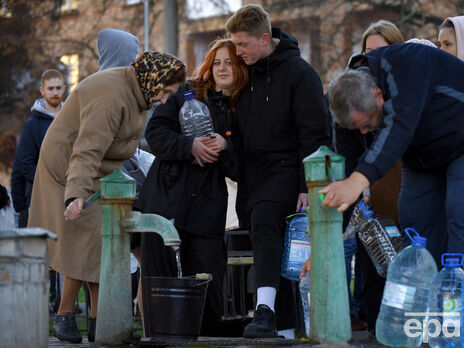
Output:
top-left (88, 317), bottom-right (96, 342)
top-left (53, 313), bottom-right (82, 343)
top-left (243, 304), bottom-right (278, 338)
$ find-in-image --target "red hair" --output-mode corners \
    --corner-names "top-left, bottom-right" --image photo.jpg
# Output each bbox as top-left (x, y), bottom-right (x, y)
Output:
top-left (189, 39), bottom-right (248, 108)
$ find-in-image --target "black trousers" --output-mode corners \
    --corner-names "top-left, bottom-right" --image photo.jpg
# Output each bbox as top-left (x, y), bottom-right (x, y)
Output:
top-left (249, 200), bottom-right (297, 330)
top-left (343, 205), bottom-right (385, 333)
top-left (179, 231), bottom-right (227, 336)
top-left (357, 234), bottom-right (385, 332)
top-left (18, 208), bottom-right (29, 228)
top-left (141, 230), bottom-right (227, 336)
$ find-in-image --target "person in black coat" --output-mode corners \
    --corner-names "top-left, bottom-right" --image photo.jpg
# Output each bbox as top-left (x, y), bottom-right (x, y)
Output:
top-left (0, 183), bottom-right (9, 210)
top-left (226, 4), bottom-right (330, 338)
top-left (134, 39), bottom-right (248, 336)
top-left (11, 69), bottom-right (66, 227)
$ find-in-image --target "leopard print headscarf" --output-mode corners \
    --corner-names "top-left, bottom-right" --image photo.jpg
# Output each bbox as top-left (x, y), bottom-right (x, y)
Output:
top-left (131, 51), bottom-right (185, 106)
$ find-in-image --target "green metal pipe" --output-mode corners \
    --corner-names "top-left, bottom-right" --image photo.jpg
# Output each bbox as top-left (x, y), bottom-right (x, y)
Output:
top-left (303, 146), bottom-right (351, 343)
top-left (96, 169), bottom-right (136, 344)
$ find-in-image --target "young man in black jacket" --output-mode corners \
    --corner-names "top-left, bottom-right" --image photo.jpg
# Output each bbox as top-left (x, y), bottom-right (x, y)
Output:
top-left (324, 43), bottom-right (464, 267)
top-left (226, 4), bottom-right (330, 338)
top-left (11, 69), bottom-right (65, 227)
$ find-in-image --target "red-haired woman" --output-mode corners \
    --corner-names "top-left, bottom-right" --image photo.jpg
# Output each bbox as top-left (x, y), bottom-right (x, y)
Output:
top-left (134, 39), bottom-right (248, 336)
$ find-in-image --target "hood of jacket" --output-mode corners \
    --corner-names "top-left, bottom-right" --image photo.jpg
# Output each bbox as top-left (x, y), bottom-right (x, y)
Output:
top-left (30, 98), bottom-right (60, 119)
top-left (444, 16), bottom-right (464, 61)
top-left (98, 28), bottom-right (140, 71)
top-left (253, 28), bottom-right (300, 71)
top-left (250, 28), bottom-right (300, 101)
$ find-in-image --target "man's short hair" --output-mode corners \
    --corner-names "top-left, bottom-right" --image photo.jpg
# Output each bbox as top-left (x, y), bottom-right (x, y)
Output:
top-left (41, 69), bottom-right (64, 85)
top-left (225, 4), bottom-right (271, 37)
top-left (327, 68), bottom-right (378, 128)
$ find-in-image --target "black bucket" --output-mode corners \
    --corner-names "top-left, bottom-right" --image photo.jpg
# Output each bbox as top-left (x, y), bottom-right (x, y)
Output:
top-left (142, 276), bottom-right (211, 341)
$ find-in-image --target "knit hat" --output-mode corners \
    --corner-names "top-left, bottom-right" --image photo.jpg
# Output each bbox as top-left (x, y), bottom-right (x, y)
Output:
top-left (131, 51), bottom-right (185, 107)
top-left (406, 38), bottom-right (438, 48)
top-left (98, 29), bottom-right (140, 71)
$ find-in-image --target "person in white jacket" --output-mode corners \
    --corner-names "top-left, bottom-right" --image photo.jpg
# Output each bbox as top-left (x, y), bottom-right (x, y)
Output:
top-left (438, 15), bottom-right (464, 61)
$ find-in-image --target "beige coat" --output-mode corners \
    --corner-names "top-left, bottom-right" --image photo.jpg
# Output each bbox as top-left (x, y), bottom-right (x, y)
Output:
top-left (28, 67), bottom-right (147, 282)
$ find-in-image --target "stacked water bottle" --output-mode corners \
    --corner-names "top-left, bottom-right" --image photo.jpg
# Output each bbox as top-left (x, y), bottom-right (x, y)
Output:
top-left (375, 227), bottom-right (464, 348)
top-left (280, 211), bottom-right (311, 337)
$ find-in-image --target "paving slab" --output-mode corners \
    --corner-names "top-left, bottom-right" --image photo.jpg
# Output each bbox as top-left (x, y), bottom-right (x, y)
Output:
top-left (48, 330), bottom-right (386, 347)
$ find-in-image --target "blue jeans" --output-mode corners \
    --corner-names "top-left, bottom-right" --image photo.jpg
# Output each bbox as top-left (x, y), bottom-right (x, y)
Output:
top-left (344, 236), bottom-right (365, 315)
top-left (398, 154), bottom-right (464, 268)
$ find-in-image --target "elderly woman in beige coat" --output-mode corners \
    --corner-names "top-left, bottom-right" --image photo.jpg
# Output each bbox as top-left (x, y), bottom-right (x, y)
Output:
top-left (28, 51), bottom-right (186, 343)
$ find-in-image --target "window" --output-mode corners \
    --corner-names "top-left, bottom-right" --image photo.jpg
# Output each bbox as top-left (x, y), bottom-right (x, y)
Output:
top-left (1, 0), bottom-right (11, 18)
top-left (60, 54), bottom-right (79, 92)
top-left (186, 0), bottom-right (241, 20)
top-left (60, 0), bottom-right (78, 12)
top-left (125, 0), bottom-right (143, 5)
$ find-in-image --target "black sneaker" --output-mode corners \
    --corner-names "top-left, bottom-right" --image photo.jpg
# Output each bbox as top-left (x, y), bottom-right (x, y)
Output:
top-left (243, 304), bottom-right (278, 338)
top-left (88, 317), bottom-right (96, 342)
top-left (53, 313), bottom-right (82, 343)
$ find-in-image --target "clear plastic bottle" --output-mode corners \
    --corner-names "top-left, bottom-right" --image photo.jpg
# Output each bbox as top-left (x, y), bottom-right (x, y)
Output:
top-left (346, 198), bottom-right (404, 277)
top-left (299, 272), bottom-right (310, 337)
top-left (427, 253), bottom-right (464, 348)
top-left (281, 213), bottom-right (311, 281)
top-left (178, 90), bottom-right (214, 137)
top-left (343, 199), bottom-right (367, 240)
top-left (358, 211), bottom-right (404, 278)
top-left (376, 228), bottom-right (438, 347)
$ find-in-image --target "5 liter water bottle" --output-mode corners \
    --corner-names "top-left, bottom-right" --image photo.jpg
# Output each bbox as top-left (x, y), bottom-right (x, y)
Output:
top-left (299, 272), bottom-right (310, 337)
top-left (376, 228), bottom-right (438, 347)
top-left (356, 199), bottom-right (404, 277)
top-left (427, 253), bottom-right (464, 348)
top-left (178, 90), bottom-right (214, 137)
top-left (281, 212), bottom-right (311, 281)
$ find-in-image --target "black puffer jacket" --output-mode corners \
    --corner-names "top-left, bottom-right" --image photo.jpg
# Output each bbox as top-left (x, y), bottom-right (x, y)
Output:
top-left (235, 28), bottom-right (330, 211)
top-left (134, 85), bottom-right (239, 239)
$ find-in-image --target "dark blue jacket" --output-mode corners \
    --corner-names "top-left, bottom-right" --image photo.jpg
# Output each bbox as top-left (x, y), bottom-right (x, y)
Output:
top-left (11, 101), bottom-right (54, 211)
top-left (352, 43), bottom-right (464, 184)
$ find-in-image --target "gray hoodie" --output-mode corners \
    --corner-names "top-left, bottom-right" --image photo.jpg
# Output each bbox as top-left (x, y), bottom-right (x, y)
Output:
top-left (31, 98), bottom-right (62, 118)
top-left (97, 28), bottom-right (140, 71)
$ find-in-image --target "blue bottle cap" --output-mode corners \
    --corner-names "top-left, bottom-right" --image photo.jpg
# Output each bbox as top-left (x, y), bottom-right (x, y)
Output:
top-left (404, 227), bottom-right (427, 247)
top-left (183, 90), bottom-right (195, 100)
top-left (358, 199), bottom-right (374, 218)
top-left (442, 253), bottom-right (464, 268)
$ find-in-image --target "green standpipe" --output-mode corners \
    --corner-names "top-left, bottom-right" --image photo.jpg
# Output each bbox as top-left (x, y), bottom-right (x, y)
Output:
top-left (96, 169), bottom-right (136, 344)
top-left (95, 169), bottom-right (181, 344)
top-left (303, 145), bottom-right (351, 343)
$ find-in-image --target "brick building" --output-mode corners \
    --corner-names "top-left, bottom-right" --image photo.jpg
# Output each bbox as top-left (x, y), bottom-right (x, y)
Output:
top-left (1, 0), bottom-right (463, 133)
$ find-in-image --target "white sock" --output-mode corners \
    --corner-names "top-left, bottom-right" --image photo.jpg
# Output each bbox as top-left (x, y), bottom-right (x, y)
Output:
top-left (278, 328), bottom-right (295, 339)
top-left (256, 286), bottom-right (276, 312)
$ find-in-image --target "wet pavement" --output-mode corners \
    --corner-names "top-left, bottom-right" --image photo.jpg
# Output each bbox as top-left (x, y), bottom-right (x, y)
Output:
top-left (48, 330), bottom-right (385, 347)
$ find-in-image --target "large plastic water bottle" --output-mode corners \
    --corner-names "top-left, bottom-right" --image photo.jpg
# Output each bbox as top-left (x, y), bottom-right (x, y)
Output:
top-left (376, 228), bottom-right (438, 347)
top-left (345, 198), bottom-right (403, 277)
top-left (299, 272), bottom-right (310, 337)
top-left (178, 90), bottom-right (214, 137)
top-left (281, 213), bottom-right (311, 281)
top-left (427, 253), bottom-right (464, 348)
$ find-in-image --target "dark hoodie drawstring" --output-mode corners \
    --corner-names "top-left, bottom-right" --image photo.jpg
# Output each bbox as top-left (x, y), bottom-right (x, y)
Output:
top-left (266, 57), bottom-right (270, 102)
top-left (251, 67), bottom-right (254, 92)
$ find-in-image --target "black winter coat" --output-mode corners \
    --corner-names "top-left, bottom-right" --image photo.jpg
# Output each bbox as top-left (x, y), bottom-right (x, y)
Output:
top-left (134, 85), bottom-right (239, 239)
top-left (236, 28), bottom-right (330, 211)
top-left (11, 107), bottom-right (54, 212)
